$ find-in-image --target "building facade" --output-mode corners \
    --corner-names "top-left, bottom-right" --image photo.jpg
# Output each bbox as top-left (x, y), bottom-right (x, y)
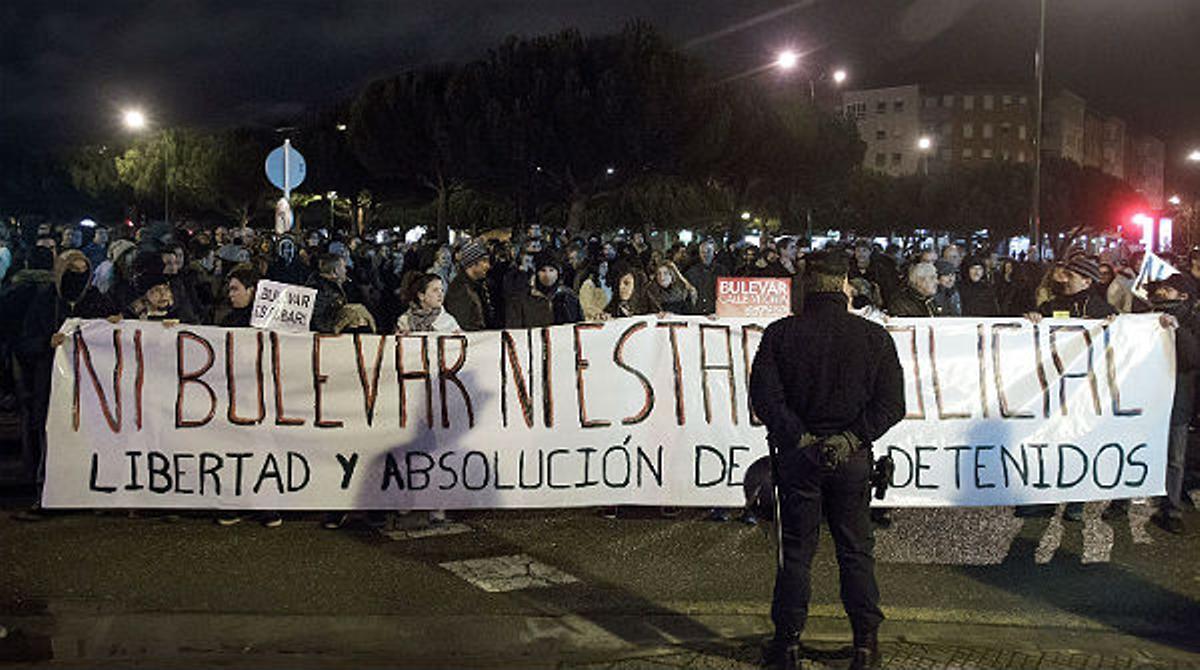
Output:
top-left (843, 84), bottom-right (1163, 208)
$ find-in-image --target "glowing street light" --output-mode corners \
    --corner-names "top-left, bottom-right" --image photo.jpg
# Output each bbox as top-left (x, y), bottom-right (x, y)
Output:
top-left (832, 69), bottom-right (847, 85)
top-left (775, 50), bottom-right (799, 70)
top-left (122, 109), bottom-right (146, 130)
top-left (740, 211), bottom-right (752, 221)
top-left (1169, 195), bottom-right (1182, 206)
top-left (917, 136), bottom-right (933, 176)
top-left (605, 167), bottom-right (615, 175)
top-left (1189, 149), bottom-right (1200, 162)
top-left (335, 123), bottom-right (347, 132)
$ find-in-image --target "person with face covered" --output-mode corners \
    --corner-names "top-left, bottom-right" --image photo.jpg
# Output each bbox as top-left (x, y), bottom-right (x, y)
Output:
top-left (506, 251), bottom-right (584, 328)
top-left (1101, 273), bottom-right (1200, 534)
top-left (1, 250), bottom-right (117, 519)
top-left (267, 235), bottom-right (308, 286)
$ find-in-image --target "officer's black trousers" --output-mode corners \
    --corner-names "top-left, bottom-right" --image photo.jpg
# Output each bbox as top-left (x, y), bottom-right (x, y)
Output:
top-left (771, 444), bottom-right (883, 642)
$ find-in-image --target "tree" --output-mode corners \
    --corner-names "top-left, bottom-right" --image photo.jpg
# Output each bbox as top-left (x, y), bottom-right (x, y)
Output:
top-left (350, 66), bottom-right (472, 243)
top-left (464, 23), bottom-right (700, 232)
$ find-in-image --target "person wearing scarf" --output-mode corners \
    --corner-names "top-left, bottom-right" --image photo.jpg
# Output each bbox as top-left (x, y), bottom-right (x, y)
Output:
top-left (396, 273), bottom-right (460, 334)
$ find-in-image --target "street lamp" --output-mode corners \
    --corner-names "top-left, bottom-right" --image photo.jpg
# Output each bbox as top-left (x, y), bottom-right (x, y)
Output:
top-left (121, 107), bottom-right (169, 226)
top-left (775, 50), bottom-right (799, 70)
top-left (1189, 149), bottom-right (1200, 162)
top-left (832, 69), bottom-right (848, 85)
top-left (122, 109), bottom-right (146, 131)
top-left (917, 136), bottom-right (933, 176)
top-left (1169, 195), bottom-right (1182, 206)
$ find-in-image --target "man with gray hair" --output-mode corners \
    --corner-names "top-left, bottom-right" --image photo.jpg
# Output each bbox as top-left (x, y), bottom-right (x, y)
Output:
top-left (887, 262), bottom-right (940, 318)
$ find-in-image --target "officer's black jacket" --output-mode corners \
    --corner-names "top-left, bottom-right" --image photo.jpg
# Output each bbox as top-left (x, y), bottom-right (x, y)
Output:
top-left (749, 291), bottom-right (906, 451)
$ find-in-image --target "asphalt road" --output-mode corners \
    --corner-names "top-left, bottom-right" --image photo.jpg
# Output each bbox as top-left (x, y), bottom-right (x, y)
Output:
top-left (0, 499), bottom-right (1198, 667)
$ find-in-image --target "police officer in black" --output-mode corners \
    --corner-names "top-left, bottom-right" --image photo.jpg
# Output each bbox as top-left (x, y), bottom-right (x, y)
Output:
top-left (749, 251), bottom-right (906, 669)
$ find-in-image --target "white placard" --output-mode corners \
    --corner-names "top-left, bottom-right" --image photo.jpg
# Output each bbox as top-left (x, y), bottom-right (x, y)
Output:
top-left (250, 280), bottom-right (316, 333)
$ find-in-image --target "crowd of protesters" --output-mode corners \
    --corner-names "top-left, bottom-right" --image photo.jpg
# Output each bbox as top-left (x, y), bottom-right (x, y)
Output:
top-left (0, 217), bottom-right (1194, 534)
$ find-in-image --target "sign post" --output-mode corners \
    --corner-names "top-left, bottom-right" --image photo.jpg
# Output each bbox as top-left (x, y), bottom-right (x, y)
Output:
top-left (264, 140), bottom-right (307, 234)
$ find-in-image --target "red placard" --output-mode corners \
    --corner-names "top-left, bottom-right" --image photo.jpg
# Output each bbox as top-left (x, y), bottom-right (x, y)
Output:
top-left (715, 277), bottom-right (792, 318)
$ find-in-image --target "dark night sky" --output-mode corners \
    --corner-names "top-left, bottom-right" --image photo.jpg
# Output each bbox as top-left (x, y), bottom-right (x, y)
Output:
top-left (3, 0), bottom-right (1198, 179)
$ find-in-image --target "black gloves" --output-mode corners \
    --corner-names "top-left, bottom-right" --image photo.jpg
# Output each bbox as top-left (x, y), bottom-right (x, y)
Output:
top-left (797, 431), bottom-right (862, 471)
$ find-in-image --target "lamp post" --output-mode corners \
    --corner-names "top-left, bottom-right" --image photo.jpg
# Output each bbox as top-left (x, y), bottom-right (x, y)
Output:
top-left (122, 107), bottom-right (169, 226)
top-left (775, 50), bottom-right (848, 102)
top-left (1029, 0), bottom-right (1047, 261)
top-left (917, 136), bottom-right (933, 176)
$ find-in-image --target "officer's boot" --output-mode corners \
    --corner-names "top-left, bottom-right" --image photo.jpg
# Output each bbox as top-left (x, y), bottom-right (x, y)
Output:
top-left (760, 630), bottom-right (802, 669)
top-left (847, 629), bottom-right (881, 670)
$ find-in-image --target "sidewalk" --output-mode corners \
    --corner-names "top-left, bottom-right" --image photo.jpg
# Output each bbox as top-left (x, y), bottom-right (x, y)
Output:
top-left (2, 608), bottom-right (1198, 668)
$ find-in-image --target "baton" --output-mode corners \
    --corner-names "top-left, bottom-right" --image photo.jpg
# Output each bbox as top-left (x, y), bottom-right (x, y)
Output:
top-left (767, 439), bottom-right (784, 572)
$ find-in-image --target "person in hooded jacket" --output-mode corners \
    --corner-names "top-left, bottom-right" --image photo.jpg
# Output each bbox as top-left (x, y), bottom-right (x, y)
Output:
top-left (266, 235), bottom-right (308, 286)
top-left (505, 251), bottom-right (584, 328)
top-left (958, 256), bottom-right (1001, 317)
top-left (1, 249), bottom-right (117, 519)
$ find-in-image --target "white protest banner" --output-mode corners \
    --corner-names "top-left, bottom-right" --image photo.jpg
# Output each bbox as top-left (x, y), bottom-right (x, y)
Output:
top-left (1132, 251), bottom-right (1180, 301)
top-left (715, 277), bottom-right (792, 318)
top-left (45, 315), bottom-right (1172, 510)
top-left (250, 280), bottom-right (316, 333)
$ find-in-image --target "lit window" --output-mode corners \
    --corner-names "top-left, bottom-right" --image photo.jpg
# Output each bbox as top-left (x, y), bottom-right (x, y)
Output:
top-left (1017, 151), bottom-right (1026, 162)
top-left (942, 95), bottom-right (954, 108)
top-left (1002, 94), bottom-right (1012, 106)
top-left (963, 123), bottom-right (974, 139)
top-left (963, 148), bottom-right (974, 159)
top-left (982, 148), bottom-right (993, 159)
top-left (963, 96), bottom-right (974, 110)
top-left (983, 95), bottom-right (994, 110)
top-left (1019, 125), bottom-right (1027, 140)
top-left (982, 123), bottom-right (993, 139)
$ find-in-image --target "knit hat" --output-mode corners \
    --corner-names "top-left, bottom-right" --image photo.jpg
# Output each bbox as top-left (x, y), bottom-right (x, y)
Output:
top-left (532, 249), bottom-right (561, 273)
top-left (107, 239), bottom-right (136, 263)
top-left (132, 251), bottom-right (169, 295)
top-left (1063, 255), bottom-right (1101, 282)
top-left (457, 240), bottom-right (488, 269)
top-left (934, 260), bottom-right (956, 277)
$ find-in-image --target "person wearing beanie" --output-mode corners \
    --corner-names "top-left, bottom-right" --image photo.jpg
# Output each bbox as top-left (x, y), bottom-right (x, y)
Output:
top-left (505, 250), bottom-right (583, 328)
top-left (749, 250), bottom-right (903, 669)
top-left (1021, 254), bottom-right (1117, 523)
top-left (445, 240), bottom-right (496, 331)
top-left (1028, 255), bottom-right (1115, 322)
top-left (931, 259), bottom-right (962, 317)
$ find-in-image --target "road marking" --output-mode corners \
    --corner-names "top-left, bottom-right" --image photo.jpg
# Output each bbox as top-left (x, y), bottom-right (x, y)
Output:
top-left (440, 554), bottom-right (580, 593)
top-left (383, 522), bottom-right (473, 541)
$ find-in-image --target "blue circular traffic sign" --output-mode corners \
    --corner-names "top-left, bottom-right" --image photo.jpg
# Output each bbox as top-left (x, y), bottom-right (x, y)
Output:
top-left (265, 142), bottom-right (306, 191)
